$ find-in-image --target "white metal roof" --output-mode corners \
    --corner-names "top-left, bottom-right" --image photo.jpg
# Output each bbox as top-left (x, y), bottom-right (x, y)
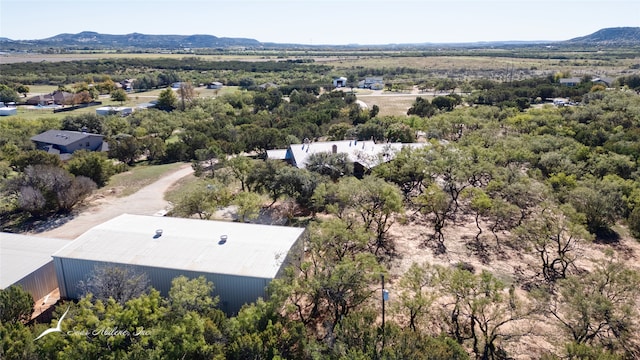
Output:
top-left (52, 214), bottom-right (305, 279)
top-left (266, 149), bottom-right (288, 160)
top-left (286, 140), bottom-right (427, 169)
top-left (1, 233), bottom-right (71, 289)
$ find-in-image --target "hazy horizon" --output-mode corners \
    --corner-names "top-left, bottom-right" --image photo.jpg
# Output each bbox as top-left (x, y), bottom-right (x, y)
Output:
top-left (1, 0), bottom-right (639, 45)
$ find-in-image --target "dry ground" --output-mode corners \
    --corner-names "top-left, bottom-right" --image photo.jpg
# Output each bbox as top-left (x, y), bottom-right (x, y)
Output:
top-left (383, 209), bottom-right (640, 358)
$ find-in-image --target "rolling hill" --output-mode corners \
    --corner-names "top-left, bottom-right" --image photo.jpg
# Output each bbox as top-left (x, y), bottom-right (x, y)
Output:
top-left (566, 27), bottom-right (640, 46)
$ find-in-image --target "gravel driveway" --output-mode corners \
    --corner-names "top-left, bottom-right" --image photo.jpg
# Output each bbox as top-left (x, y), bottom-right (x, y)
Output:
top-left (35, 164), bottom-right (194, 240)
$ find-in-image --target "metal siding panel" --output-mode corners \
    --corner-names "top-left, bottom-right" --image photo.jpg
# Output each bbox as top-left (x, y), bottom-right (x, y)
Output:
top-left (54, 258), bottom-right (273, 316)
top-left (53, 257), bottom-right (67, 298)
top-left (17, 262), bottom-right (58, 300)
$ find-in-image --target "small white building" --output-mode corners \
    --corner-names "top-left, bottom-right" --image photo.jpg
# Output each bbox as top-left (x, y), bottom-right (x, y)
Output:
top-left (333, 77), bottom-right (348, 88)
top-left (0, 107), bottom-right (17, 116)
top-left (96, 106), bottom-right (134, 116)
top-left (52, 214), bottom-right (307, 315)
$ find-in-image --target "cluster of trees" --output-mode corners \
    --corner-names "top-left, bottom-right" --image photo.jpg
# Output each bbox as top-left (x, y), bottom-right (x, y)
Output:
top-left (0, 146), bottom-right (115, 223)
top-left (0, 58), bottom-right (331, 90)
top-left (0, 272), bottom-right (468, 359)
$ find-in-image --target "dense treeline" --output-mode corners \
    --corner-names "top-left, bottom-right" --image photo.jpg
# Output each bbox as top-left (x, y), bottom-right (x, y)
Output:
top-left (0, 57), bottom-right (331, 86)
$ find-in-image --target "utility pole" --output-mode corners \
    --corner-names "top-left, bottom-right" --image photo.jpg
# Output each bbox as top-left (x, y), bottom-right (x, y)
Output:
top-left (381, 274), bottom-right (388, 355)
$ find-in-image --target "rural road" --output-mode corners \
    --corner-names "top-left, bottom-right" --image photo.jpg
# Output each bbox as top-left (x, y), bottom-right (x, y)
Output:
top-left (35, 164), bottom-right (194, 240)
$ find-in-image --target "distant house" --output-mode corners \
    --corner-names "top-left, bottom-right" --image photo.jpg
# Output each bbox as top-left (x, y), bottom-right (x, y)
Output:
top-left (96, 106), bottom-right (134, 116)
top-left (591, 77), bottom-right (615, 87)
top-left (268, 140), bottom-right (427, 178)
top-left (333, 77), bottom-right (348, 88)
top-left (31, 130), bottom-right (108, 160)
top-left (359, 77), bottom-right (384, 90)
top-left (559, 78), bottom-right (582, 87)
top-left (258, 82), bottom-right (278, 90)
top-left (120, 79), bottom-right (135, 92)
top-left (26, 90), bottom-right (75, 106)
top-left (207, 81), bottom-right (223, 89)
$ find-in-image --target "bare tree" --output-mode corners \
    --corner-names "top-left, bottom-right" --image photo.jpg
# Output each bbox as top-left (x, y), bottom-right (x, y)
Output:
top-left (78, 265), bottom-right (150, 305)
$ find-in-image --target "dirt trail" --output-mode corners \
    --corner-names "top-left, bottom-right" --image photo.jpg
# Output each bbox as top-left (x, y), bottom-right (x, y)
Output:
top-left (35, 164), bottom-right (194, 240)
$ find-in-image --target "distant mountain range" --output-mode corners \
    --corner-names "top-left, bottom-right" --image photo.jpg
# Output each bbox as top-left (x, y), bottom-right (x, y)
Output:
top-left (1, 27), bottom-right (638, 51)
top-left (566, 27), bottom-right (640, 46)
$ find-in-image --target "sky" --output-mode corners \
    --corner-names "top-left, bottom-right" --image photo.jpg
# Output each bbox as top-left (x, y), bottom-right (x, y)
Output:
top-left (1, 0), bottom-right (638, 45)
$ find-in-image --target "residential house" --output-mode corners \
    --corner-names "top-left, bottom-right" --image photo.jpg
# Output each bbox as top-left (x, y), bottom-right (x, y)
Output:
top-left (359, 77), bottom-right (384, 90)
top-left (120, 79), bottom-right (135, 92)
top-left (31, 130), bottom-right (108, 160)
top-left (26, 90), bottom-right (75, 106)
top-left (559, 78), bottom-right (582, 87)
top-left (207, 81), bottom-right (223, 89)
top-left (591, 77), bottom-right (615, 87)
top-left (268, 139), bottom-right (427, 178)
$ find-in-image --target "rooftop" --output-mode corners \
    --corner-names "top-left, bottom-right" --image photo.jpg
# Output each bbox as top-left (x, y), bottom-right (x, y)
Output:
top-left (31, 130), bottom-right (102, 146)
top-left (1, 233), bottom-right (71, 289)
top-left (287, 140), bottom-right (427, 169)
top-left (52, 214), bottom-right (306, 279)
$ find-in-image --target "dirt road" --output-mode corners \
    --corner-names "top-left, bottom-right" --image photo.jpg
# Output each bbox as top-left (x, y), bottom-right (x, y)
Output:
top-left (35, 164), bottom-right (194, 240)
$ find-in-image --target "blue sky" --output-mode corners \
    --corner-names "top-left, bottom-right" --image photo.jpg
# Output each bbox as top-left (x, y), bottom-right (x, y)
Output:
top-left (1, 0), bottom-right (638, 45)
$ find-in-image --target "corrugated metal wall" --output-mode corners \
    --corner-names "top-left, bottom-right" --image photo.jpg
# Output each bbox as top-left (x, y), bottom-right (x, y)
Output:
top-left (13, 261), bottom-right (58, 301)
top-left (54, 257), bottom-right (271, 315)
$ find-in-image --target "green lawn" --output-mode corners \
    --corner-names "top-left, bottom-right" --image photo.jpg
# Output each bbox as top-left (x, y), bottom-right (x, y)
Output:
top-left (101, 162), bottom-right (188, 197)
top-left (163, 174), bottom-right (203, 204)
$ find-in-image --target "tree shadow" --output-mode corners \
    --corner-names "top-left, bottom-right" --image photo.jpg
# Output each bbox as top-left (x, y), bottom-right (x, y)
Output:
top-left (593, 228), bottom-right (620, 244)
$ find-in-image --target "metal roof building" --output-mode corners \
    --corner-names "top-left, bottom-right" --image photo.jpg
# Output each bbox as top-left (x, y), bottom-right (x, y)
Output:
top-left (284, 140), bottom-right (427, 170)
top-left (1, 233), bottom-right (70, 300)
top-left (52, 214), bottom-right (306, 314)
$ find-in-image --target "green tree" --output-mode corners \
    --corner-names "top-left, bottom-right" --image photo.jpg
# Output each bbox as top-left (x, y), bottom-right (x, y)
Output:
top-left (414, 183), bottom-right (453, 254)
top-left (373, 146), bottom-right (431, 197)
top-left (108, 135), bottom-right (142, 165)
top-left (226, 156), bottom-right (254, 192)
top-left (10, 150), bottom-right (63, 172)
top-left (66, 150), bottom-right (114, 187)
top-left (407, 97), bottom-right (436, 118)
top-left (61, 113), bottom-right (104, 134)
top-left (305, 151), bottom-right (353, 181)
top-left (395, 262), bottom-right (437, 332)
top-left (167, 276), bottom-right (219, 316)
top-left (156, 87), bottom-right (178, 111)
top-left (232, 191), bottom-right (263, 222)
top-left (548, 253), bottom-right (640, 355)
top-left (14, 84), bottom-right (30, 97)
top-left (436, 266), bottom-right (536, 360)
top-left (515, 204), bottom-right (592, 283)
top-left (0, 84), bottom-right (19, 103)
top-left (172, 180), bottom-right (232, 219)
top-left (0, 285), bottom-right (34, 324)
top-left (110, 88), bottom-right (128, 105)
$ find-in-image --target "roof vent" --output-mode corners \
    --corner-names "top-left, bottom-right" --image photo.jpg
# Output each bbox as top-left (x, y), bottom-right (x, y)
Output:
top-left (219, 235), bottom-right (228, 245)
top-left (154, 229), bottom-right (163, 239)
